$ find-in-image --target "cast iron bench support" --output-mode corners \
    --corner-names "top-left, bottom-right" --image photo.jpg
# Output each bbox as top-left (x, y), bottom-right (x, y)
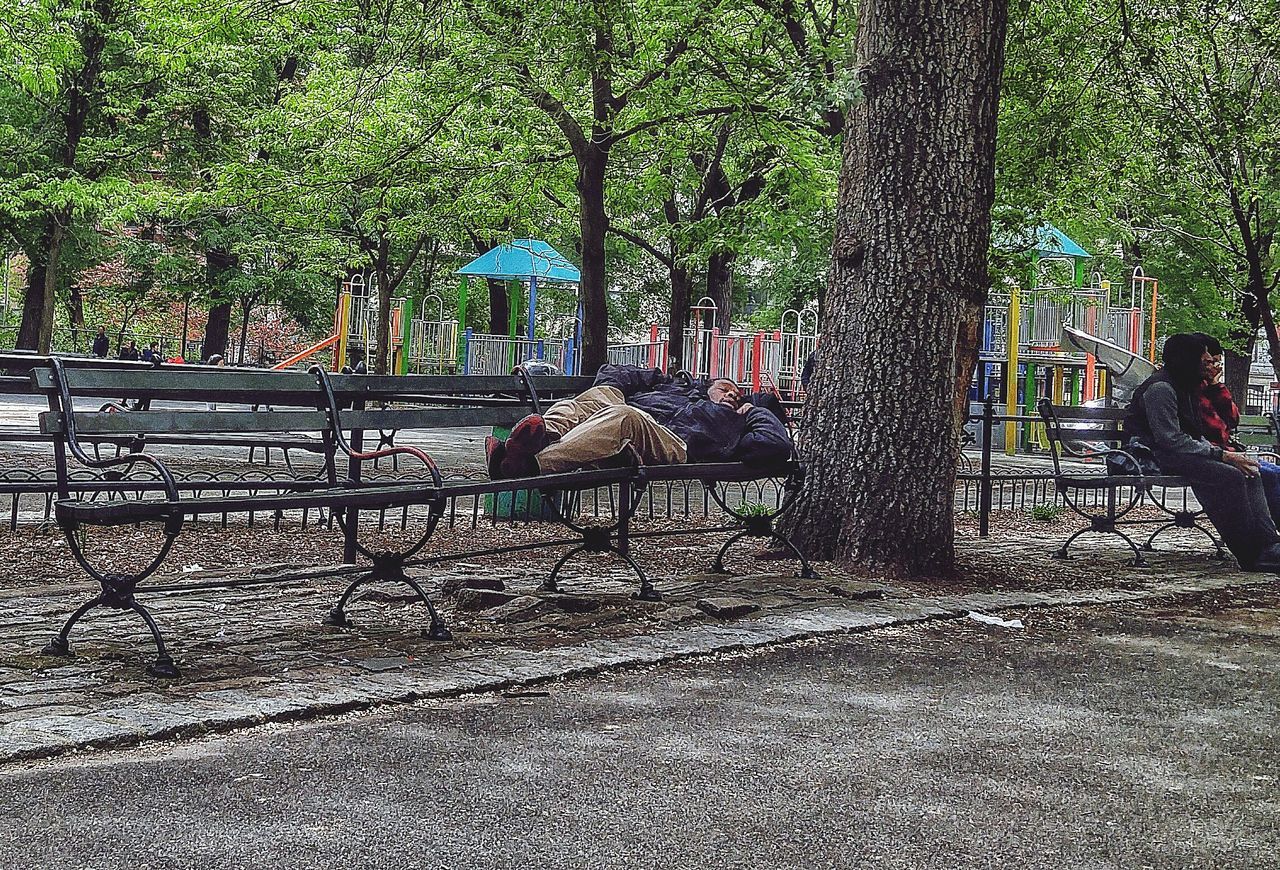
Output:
top-left (33, 358), bottom-right (809, 676)
top-left (1038, 398), bottom-right (1230, 567)
top-left (539, 475), bottom-right (659, 602)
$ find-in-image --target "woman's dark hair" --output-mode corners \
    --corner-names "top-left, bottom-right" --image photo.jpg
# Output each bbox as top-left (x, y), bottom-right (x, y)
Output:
top-left (1162, 333), bottom-right (1208, 390)
top-left (1190, 332), bottom-right (1223, 355)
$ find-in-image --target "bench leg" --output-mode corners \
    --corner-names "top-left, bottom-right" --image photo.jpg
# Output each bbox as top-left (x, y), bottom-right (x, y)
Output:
top-left (41, 587), bottom-right (180, 679)
top-left (324, 563), bottom-right (452, 641)
top-left (1056, 526), bottom-right (1149, 568)
top-left (1144, 513), bottom-right (1228, 560)
top-left (711, 529), bottom-right (819, 580)
top-left (540, 543), bottom-right (659, 602)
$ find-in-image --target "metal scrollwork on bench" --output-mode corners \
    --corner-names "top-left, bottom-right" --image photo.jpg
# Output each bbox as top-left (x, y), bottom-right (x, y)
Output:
top-left (309, 365), bottom-right (452, 640)
top-left (536, 469), bottom-right (660, 602)
top-left (703, 465), bottom-right (817, 579)
top-left (42, 356), bottom-right (184, 678)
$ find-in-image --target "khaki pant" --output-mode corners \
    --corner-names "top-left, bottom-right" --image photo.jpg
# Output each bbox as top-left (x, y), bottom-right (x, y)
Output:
top-left (536, 386), bottom-right (687, 473)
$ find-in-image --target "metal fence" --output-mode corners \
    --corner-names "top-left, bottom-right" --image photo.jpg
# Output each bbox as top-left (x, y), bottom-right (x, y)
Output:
top-left (464, 333), bottom-right (570, 375)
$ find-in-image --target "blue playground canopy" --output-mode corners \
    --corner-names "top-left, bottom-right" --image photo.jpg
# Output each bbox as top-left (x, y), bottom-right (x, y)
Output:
top-left (457, 239), bottom-right (581, 283)
top-left (1032, 223), bottom-right (1090, 259)
top-left (456, 239), bottom-right (582, 350)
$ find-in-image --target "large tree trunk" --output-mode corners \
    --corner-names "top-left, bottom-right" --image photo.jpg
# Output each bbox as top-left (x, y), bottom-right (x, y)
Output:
top-left (201, 249), bottom-right (235, 362)
top-left (577, 147), bottom-right (610, 375)
top-left (487, 278), bottom-right (510, 335)
top-left (784, 0), bottom-right (1008, 576)
top-left (707, 250), bottom-right (735, 333)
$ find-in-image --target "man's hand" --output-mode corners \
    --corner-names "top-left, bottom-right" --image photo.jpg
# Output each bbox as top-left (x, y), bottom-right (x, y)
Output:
top-left (736, 403), bottom-right (751, 415)
top-left (1224, 450), bottom-right (1260, 477)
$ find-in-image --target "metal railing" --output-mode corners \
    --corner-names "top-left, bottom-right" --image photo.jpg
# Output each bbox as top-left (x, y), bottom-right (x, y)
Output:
top-left (464, 333), bottom-right (569, 375)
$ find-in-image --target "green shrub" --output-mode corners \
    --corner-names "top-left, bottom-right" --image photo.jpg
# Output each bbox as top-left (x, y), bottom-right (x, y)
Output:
top-left (1030, 503), bottom-right (1064, 522)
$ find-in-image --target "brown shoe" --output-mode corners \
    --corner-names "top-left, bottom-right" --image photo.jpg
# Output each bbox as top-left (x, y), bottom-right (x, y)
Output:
top-left (485, 436), bottom-right (507, 480)
top-left (500, 415), bottom-right (548, 478)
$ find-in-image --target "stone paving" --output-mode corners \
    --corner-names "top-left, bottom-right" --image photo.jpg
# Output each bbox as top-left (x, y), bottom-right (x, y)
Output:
top-left (0, 521), bottom-right (1275, 765)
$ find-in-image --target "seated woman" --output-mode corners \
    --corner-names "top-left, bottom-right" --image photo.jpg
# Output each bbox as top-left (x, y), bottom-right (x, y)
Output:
top-left (1125, 332), bottom-right (1280, 572)
top-left (1191, 333), bottom-right (1280, 526)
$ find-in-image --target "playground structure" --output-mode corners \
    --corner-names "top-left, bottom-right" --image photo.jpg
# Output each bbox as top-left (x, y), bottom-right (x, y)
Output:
top-left (605, 299), bottom-right (819, 399)
top-left (268, 226), bottom-right (1181, 436)
top-left (978, 225), bottom-right (1159, 452)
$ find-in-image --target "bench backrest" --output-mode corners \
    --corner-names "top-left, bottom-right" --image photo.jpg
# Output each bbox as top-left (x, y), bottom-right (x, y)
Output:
top-left (1235, 413), bottom-right (1278, 450)
top-left (1038, 398), bottom-right (1280, 474)
top-left (32, 363), bottom-right (595, 438)
top-left (1037, 399), bottom-right (1128, 475)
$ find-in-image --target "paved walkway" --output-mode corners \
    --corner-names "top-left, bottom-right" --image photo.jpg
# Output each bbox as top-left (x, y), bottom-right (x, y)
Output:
top-left (1, 525), bottom-right (1274, 764)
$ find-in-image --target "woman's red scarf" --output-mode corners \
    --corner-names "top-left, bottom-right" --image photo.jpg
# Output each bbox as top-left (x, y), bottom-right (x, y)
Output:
top-left (1197, 381), bottom-right (1239, 448)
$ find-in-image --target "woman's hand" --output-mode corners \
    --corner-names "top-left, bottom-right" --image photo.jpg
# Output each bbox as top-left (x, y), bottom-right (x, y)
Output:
top-left (1224, 450), bottom-right (1260, 478)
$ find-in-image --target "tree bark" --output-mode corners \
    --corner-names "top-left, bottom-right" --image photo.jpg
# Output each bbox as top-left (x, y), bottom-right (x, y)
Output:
top-left (67, 284), bottom-right (85, 351)
top-left (783, 0), bottom-right (1008, 576)
top-left (16, 220), bottom-right (53, 351)
top-left (1225, 346), bottom-right (1252, 409)
top-left (668, 262), bottom-right (691, 372)
top-left (487, 278), bottom-right (510, 335)
top-left (201, 248), bottom-right (235, 362)
top-left (706, 249), bottom-right (735, 333)
top-left (577, 146), bottom-right (610, 375)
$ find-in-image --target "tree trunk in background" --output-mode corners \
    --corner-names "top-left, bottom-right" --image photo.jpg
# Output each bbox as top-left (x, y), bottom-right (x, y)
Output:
top-left (16, 231), bottom-right (50, 350)
top-left (35, 222), bottom-right (64, 353)
top-left (1225, 346), bottom-right (1251, 409)
top-left (487, 278), bottom-right (509, 335)
top-left (667, 261), bottom-right (691, 371)
top-left (201, 248), bottom-right (235, 362)
top-left (783, 0), bottom-right (1008, 576)
top-left (17, 216), bottom-right (66, 352)
top-left (707, 250), bottom-right (735, 333)
top-left (67, 285), bottom-right (85, 351)
top-left (577, 147), bottom-right (610, 375)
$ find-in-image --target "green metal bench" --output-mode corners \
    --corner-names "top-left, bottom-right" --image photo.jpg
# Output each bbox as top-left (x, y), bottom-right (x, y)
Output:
top-left (32, 359), bottom-right (810, 677)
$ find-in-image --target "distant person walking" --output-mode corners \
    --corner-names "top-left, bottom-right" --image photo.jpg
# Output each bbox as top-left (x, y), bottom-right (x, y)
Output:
top-left (140, 342), bottom-right (159, 363)
top-left (91, 327), bottom-right (108, 358)
top-left (119, 340), bottom-right (140, 361)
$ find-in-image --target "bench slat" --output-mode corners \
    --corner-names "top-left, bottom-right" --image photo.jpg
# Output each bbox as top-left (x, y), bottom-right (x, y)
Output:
top-left (42, 410), bottom-right (328, 436)
top-left (42, 404), bottom-right (548, 436)
top-left (55, 483), bottom-right (448, 525)
top-left (31, 366), bottom-right (596, 402)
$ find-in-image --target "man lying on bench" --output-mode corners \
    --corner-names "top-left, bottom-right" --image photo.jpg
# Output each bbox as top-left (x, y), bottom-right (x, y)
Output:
top-left (486, 365), bottom-right (793, 478)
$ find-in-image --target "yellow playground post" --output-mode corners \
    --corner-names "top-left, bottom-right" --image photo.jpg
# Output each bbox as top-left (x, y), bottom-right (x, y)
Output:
top-left (1004, 289), bottom-right (1021, 454)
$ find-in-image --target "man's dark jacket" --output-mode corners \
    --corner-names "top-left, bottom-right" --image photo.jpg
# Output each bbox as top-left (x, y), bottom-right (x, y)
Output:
top-left (92, 334), bottom-right (108, 358)
top-left (592, 364), bottom-right (792, 466)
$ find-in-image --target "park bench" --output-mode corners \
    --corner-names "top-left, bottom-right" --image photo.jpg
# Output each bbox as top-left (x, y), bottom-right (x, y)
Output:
top-left (0, 354), bottom-right (323, 468)
top-left (32, 359), bottom-right (811, 677)
top-left (1037, 398), bottom-right (1279, 567)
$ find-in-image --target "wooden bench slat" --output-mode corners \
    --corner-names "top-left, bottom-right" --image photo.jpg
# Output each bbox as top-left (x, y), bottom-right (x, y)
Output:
top-left (30, 366), bottom-right (596, 402)
top-left (41, 405), bottom-right (552, 436)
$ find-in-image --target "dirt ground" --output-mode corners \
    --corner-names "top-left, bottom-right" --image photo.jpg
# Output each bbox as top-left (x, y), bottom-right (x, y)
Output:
top-left (0, 503), bottom-right (1159, 596)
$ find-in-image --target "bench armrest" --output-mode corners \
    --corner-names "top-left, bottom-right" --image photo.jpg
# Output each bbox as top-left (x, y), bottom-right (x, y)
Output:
top-left (47, 357), bottom-right (180, 502)
top-left (309, 365), bottom-right (443, 488)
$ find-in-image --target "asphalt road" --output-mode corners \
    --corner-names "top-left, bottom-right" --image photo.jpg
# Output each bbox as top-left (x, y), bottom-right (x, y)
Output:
top-left (3, 593), bottom-right (1277, 870)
